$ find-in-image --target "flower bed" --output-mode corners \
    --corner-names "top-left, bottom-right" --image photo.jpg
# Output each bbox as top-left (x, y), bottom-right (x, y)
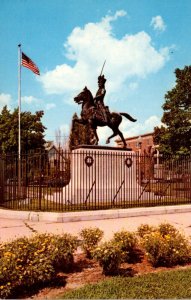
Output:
top-left (0, 223), bottom-right (191, 298)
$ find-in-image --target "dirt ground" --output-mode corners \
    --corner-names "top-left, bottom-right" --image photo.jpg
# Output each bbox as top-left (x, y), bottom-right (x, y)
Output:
top-left (25, 252), bottom-right (191, 299)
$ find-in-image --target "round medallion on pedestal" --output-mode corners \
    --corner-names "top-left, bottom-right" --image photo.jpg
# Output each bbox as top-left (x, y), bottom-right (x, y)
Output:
top-left (125, 157), bottom-right (133, 168)
top-left (85, 155), bottom-right (94, 167)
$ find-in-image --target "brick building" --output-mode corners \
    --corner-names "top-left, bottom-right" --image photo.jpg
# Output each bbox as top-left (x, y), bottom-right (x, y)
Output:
top-left (115, 132), bottom-right (156, 155)
top-left (115, 132), bottom-right (160, 181)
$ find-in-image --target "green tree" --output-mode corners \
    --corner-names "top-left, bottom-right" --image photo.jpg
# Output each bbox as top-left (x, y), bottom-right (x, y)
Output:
top-left (69, 113), bottom-right (92, 150)
top-left (0, 106), bottom-right (46, 153)
top-left (154, 66), bottom-right (191, 155)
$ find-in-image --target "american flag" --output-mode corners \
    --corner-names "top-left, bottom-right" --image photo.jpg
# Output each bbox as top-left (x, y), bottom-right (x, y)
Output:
top-left (22, 52), bottom-right (40, 75)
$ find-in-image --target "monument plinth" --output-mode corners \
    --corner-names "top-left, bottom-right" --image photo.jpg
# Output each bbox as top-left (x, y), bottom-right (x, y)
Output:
top-left (47, 145), bottom-right (153, 205)
top-left (68, 146), bottom-right (136, 204)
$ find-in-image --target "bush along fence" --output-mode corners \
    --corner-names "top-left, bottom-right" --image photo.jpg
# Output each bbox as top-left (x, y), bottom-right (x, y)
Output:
top-left (0, 148), bottom-right (190, 211)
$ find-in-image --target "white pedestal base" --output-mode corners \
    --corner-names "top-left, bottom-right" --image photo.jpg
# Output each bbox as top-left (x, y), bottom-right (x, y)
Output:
top-left (46, 146), bottom-right (155, 205)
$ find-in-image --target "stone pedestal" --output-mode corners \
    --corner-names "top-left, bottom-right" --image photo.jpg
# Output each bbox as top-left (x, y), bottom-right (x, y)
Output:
top-left (47, 145), bottom-right (153, 205)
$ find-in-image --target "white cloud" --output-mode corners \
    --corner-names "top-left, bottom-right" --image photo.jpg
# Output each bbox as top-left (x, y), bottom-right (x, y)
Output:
top-left (22, 95), bottom-right (38, 104)
top-left (22, 95), bottom-right (45, 111)
top-left (128, 82), bottom-right (138, 90)
top-left (150, 16), bottom-right (166, 32)
top-left (39, 10), bottom-right (170, 102)
top-left (46, 103), bottom-right (56, 110)
top-left (22, 95), bottom-right (44, 107)
top-left (0, 93), bottom-right (12, 110)
top-left (100, 10), bottom-right (127, 31)
top-left (96, 126), bottom-right (114, 145)
top-left (120, 115), bottom-right (162, 138)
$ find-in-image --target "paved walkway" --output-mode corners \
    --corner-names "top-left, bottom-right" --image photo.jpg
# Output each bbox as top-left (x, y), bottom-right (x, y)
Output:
top-left (0, 205), bottom-right (191, 243)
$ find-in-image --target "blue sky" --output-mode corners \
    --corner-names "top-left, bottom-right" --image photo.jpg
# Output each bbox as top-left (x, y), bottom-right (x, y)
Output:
top-left (0, 0), bottom-right (191, 147)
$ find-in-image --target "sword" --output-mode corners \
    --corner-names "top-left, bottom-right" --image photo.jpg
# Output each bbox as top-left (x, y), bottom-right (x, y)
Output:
top-left (100, 60), bottom-right (106, 76)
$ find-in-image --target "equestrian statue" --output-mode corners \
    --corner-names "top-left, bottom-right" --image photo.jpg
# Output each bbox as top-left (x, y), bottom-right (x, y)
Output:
top-left (73, 66), bottom-right (137, 148)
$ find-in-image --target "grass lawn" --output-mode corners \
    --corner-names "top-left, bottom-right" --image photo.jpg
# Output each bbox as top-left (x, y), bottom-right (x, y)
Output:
top-left (1, 192), bottom-right (190, 212)
top-left (60, 267), bottom-right (191, 299)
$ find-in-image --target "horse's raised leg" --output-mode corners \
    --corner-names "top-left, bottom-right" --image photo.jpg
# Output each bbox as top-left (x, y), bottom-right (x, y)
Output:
top-left (106, 129), bottom-right (127, 148)
top-left (90, 130), bottom-right (98, 145)
top-left (106, 131), bottom-right (118, 144)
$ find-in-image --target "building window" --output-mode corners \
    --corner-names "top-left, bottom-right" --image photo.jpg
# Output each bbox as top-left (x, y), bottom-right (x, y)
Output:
top-left (54, 159), bottom-right (58, 167)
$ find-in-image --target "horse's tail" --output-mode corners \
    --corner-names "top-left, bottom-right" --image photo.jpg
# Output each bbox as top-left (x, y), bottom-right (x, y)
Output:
top-left (120, 112), bottom-right (137, 122)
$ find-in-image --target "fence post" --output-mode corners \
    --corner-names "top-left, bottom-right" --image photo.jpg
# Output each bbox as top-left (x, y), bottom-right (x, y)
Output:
top-left (0, 157), bottom-right (4, 204)
top-left (38, 150), bottom-right (43, 211)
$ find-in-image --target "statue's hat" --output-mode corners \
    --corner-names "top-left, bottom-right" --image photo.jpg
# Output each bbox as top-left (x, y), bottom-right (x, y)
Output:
top-left (98, 75), bottom-right (106, 83)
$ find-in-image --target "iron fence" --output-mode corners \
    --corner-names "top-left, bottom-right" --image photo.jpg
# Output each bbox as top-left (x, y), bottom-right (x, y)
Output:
top-left (0, 149), bottom-right (190, 212)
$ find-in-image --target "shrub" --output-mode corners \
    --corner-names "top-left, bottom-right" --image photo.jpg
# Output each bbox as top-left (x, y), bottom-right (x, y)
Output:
top-left (157, 222), bottom-right (177, 237)
top-left (79, 227), bottom-right (104, 258)
top-left (0, 233), bottom-right (78, 299)
top-left (142, 229), bottom-right (191, 267)
top-left (137, 224), bottom-right (156, 238)
top-left (93, 241), bottom-right (122, 275)
top-left (112, 230), bottom-right (138, 262)
top-left (49, 233), bottom-right (79, 272)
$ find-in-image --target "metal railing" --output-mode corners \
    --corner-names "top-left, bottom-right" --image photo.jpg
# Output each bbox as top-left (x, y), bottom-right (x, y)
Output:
top-left (0, 149), bottom-right (190, 211)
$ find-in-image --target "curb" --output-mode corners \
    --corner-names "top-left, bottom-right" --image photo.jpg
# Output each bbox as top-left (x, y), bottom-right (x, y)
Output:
top-left (0, 204), bottom-right (191, 223)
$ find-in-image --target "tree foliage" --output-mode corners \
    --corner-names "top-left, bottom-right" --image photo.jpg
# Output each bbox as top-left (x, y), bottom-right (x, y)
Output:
top-left (69, 113), bottom-right (93, 150)
top-left (153, 66), bottom-right (191, 155)
top-left (0, 106), bottom-right (46, 153)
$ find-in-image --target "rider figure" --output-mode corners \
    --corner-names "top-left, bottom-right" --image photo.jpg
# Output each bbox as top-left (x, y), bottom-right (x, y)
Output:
top-left (94, 75), bottom-right (110, 123)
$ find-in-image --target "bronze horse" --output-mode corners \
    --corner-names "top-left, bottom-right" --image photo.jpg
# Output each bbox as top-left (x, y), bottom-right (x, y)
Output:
top-left (74, 87), bottom-right (136, 148)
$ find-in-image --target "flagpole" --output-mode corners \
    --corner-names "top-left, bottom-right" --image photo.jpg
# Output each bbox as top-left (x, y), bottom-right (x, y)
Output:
top-left (18, 44), bottom-right (21, 197)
